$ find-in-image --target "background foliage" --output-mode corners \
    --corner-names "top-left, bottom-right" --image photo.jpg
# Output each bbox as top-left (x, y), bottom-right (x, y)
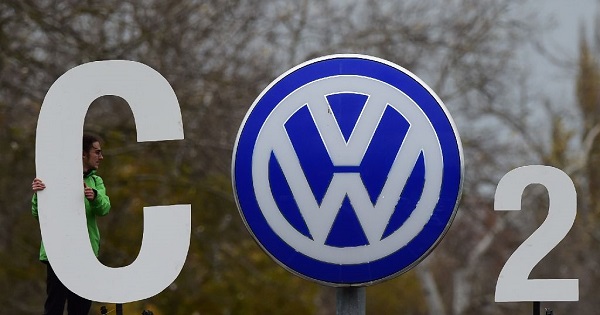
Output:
top-left (1, 0), bottom-right (600, 314)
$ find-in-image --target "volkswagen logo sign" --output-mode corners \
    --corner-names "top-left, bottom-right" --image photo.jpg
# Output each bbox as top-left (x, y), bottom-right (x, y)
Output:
top-left (232, 54), bottom-right (463, 286)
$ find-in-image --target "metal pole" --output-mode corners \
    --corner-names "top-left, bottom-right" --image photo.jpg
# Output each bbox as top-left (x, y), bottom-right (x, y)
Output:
top-left (116, 303), bottom-right (123, 315)
top-left (336, 287), bottom-right (366, 315)
top-left (533, 302), bottom-right (540, 315)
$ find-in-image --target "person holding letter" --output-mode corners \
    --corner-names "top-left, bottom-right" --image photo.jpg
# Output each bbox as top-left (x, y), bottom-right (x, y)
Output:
top-left (32, 133), bottom-right (111, 315)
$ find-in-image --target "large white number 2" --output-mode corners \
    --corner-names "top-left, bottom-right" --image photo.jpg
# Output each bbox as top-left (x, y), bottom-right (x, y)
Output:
top-left (494, 165), bottom-right (578, 302)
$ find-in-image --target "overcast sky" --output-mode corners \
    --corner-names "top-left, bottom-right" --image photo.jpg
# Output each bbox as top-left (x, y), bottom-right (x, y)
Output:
top-left (523, 0), bottom-right (598, 105)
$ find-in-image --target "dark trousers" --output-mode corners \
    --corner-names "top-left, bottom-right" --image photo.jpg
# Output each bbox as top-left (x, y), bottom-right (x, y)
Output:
top-left (43, 262), bottom-right (92, 315)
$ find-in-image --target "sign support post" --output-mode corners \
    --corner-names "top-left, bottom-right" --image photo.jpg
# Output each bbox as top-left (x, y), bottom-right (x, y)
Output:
top-left (533, 301), bottom-right (540, 315)
top-left (336, 287), bottom-right (365, 315)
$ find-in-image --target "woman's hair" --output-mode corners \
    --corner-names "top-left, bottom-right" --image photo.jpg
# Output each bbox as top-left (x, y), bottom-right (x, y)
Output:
top-left (82, 133), bottom-right (102, 153)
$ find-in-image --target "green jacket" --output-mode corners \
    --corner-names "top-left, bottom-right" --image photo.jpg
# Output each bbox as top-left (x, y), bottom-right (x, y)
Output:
top-left (32, 170), bottom-right (111, 261)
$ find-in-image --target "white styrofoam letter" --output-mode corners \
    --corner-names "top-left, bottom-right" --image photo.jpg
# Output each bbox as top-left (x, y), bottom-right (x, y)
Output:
top-left (35, 60), bottom-right (191, 303)
top-left (494, 165), bottom-right (578, 302)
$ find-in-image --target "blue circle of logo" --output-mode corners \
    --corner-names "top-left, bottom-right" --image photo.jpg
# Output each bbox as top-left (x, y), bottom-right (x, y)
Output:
top-left (232, 54), bottom-right (463, 286)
